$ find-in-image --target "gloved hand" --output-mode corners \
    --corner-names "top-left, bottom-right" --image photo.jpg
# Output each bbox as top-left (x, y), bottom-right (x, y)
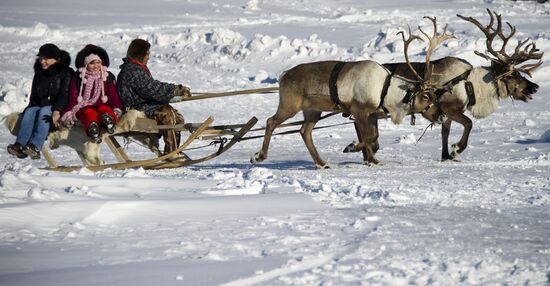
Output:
top-left (173, 84), bottom-right (192, 99)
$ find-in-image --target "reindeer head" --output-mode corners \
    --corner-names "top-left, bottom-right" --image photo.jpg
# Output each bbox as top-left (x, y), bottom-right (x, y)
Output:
top-left (399, 16), bottom-right (456, 113)
top-left (458, 9), bottom-right (543, 102)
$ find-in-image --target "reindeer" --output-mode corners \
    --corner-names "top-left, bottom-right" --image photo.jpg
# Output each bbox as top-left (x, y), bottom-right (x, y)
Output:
top-left (344, 18), bottom-right (474, 161)
top-left (251, 17), bottom-right (454, 168)
top-left (346, 10), bottom-right (542, 162)
top-left (433, 9), bottom-right (542, 160)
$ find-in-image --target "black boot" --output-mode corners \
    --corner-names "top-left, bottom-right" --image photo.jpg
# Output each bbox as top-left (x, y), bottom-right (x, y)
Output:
top-left (101, 113), bottom-right (115, 134)
top-left (88, 122), bottom-right (102, 144)
top-left (22, 143), bottom-right (41, 160)
top-left (7, 143), bottom-right (28, 159)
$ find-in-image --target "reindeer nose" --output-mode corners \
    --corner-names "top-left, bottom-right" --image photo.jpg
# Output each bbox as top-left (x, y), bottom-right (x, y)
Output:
top-left (529, 83), bottom-right (539, 94)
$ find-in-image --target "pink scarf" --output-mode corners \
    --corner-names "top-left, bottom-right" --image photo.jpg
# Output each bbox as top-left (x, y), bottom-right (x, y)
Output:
top-left (62, 66), bottom-right (109, 124)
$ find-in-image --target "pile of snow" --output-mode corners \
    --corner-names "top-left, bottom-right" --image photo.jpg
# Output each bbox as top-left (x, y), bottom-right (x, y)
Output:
top-left (0, 79), bottom-right (31, 117)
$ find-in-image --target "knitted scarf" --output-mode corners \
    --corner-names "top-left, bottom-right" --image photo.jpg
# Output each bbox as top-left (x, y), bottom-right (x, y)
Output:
top-left (61, 66), bottom-right (109, 124)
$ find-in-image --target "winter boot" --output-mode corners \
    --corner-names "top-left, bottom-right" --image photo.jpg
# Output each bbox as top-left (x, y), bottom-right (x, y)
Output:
top-left (7, 143), bottom-right (28, 159)
top-left (22, 143), bottom-right (41, 160)
top-left (88, 122), bottom-right (102, 144)
top-left (101, 113), bottom-right (115, 134)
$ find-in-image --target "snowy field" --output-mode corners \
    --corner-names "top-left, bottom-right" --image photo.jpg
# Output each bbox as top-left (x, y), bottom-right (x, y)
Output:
top-left (1, 0), bottom-right (549, 285)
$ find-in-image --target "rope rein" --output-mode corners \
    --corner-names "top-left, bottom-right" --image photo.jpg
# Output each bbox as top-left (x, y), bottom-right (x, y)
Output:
top-left (415, 122), bottom-right (435, 146)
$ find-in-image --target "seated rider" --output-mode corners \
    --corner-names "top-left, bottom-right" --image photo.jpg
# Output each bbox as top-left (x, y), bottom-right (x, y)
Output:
top-left (7, 43), bottom-right (71, 159)
top-left (116, 38), bottom-right (191, 154)
top-left (61, 44), bottom-right (123, 144)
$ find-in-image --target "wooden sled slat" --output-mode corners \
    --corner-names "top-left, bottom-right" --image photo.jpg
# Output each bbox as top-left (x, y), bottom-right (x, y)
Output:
top-left (145, 116), bottom-right (258, 170)
top-left (104, 136), bottom-right (131, 163)
top-left (41, 116), bottom-right (214, 173)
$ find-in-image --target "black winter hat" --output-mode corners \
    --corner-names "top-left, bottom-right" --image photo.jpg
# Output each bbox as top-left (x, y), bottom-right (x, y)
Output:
top-left (75, 44), bottom-right (110, 68)
top-left (127, 39), bottom-right (151, 63)
top-left (37, 43), bottom-right (61, 59)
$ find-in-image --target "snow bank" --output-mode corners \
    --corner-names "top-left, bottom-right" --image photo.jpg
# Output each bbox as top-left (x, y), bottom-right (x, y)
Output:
top-left (0, 79), bottom-right (31, 117)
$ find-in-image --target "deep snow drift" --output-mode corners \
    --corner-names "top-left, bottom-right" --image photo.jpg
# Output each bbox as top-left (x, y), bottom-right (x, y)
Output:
top-left (0, 0), bottom-right (549, 285)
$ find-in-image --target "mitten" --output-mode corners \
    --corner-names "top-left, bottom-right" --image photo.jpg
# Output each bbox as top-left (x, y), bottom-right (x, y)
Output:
top-left (173, 84), bottom-right (192, 98)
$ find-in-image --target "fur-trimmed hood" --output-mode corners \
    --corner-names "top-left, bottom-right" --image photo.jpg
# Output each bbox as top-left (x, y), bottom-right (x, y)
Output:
top-left (33, 48), bottom-right (71, 76)
top-left (75, 44), bottom-right (110, 68)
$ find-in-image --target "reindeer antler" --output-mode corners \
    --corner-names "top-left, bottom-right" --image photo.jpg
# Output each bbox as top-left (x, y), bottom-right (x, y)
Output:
top-left (418, 16), bottom-right (456, 83)
top-left (398, 26), bottom-right (424, 83)
top-left (457, 8), bottom-right (544, 77)
top-left (398, 16), bottom-right (455, 94)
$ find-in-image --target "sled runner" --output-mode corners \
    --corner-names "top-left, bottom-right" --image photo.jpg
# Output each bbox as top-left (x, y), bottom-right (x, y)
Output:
top-left (41, 115), bottom-right (258, 172)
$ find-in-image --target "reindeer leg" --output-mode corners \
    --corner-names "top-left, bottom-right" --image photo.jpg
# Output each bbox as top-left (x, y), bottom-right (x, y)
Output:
top-left (300, 110), bottom-right (329, 169)
top-left (449, 113), bottom-right (472, 160)
top-left (441, 118), bottom-right (453, 161)
top-left (343, 121), bottom-right (363, 153)
top-left (366, 114), bottom-right (380, 155)
top-left (355, 115), bottom-right (379, 165)
top-left (251, 107), bottom-right (298, 164)
top-left (343, 114), bottom-right (379, 158)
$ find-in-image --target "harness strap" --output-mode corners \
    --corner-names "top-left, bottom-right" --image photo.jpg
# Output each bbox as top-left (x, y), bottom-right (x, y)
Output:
top-left (378, 72), bottom-right (393, 116)
top-left (401, 90), bottom-right (413, 104)
top-left (465, 81), bottom-right (476, 107)
top-left (435, 69), bottom-right (473, 99)
top-left (329, 62), bottom-right (346, 108)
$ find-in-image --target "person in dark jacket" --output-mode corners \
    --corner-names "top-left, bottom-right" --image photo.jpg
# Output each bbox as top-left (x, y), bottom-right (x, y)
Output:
top-left (117, 38), bottom-right (191, 155)
top-left (7, 43), bottom-right (71, 159)
top-left (61, 45), bottom-right (123, 144)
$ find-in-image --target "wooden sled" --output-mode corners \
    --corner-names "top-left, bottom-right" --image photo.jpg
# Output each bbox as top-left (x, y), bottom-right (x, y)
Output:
top-left (41, 116), bottom-right (258, 173)
top-left (5, 87), bottom-right (275, 173)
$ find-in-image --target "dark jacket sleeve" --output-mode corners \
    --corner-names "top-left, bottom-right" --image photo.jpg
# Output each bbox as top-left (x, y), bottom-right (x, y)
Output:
top-left (52, 70), bottom-right (71, 112)
top-left (131, 68), bottom-right (176, 104)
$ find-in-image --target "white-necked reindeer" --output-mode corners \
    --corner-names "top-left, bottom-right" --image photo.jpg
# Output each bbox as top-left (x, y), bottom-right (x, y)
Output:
top-left (251, 17), bottom-right (455, 168)
top-left (346, 10), bottom-right (542, 162)
top-left (434, 9), bottom-right (542, 160)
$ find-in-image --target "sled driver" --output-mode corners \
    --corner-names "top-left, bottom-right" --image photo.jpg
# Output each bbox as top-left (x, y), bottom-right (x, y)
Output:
top-left (117, 38), bottom-right (192, 155)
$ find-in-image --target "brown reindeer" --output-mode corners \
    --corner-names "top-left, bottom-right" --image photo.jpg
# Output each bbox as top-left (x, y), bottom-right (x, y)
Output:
top-left (251, 17), bottom-right (453, 168)
top-left (346, 10), bottom-right (542, 162)
top-left (435, 9), bottom-right (542, 160)
top-left (345, 18), bottom-right (474, 161)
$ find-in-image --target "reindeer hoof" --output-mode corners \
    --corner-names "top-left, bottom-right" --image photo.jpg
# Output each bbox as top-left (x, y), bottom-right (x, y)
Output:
top-left (364, 158), bottom-right (380, 166)
top-left (441, 153), bottom-right (453, 161)
top-left (315, 163), bottom-right (330, 169)
top-left (442, 154), bottom-right (460, 162)
top-left (251, 152), bottom-right (265, 164)
top-left (450, 152), bottom-right (462, 162)
top-left (342, 142), bottom-right (359, 153)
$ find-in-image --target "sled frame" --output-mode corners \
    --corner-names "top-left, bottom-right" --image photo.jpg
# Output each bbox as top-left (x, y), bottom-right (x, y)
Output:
top-left (41, 116), bottom-right (258, 173)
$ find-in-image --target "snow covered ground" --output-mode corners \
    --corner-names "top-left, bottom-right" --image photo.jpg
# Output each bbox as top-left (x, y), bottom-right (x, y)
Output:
top-left (0, 0), bottom-right (549, 285)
